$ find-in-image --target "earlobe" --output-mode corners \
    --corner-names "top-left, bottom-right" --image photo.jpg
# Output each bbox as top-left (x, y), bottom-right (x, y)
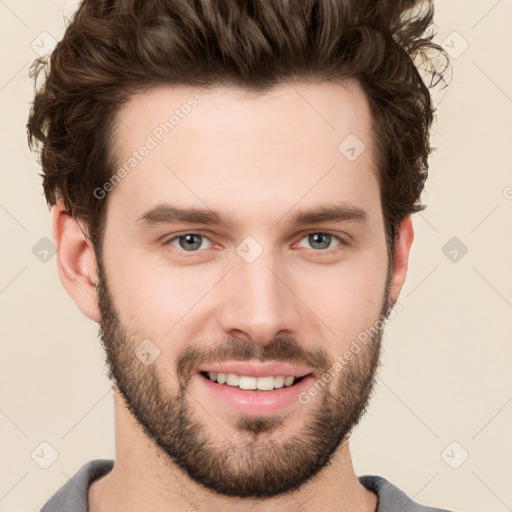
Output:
top-left (388, 215), bottom-right (414, 307)
top-left (51, 200), bottom-right (101, 322)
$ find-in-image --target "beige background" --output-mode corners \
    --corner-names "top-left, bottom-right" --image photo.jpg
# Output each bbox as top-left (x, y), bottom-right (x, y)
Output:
top-left (1, 1), bottom-right (511, 511)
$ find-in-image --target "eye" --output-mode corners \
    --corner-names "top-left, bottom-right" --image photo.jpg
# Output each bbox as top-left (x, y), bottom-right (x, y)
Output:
top-left (296, 232), bottom-right (344, 252)
top-left (162, 231), bottom-right (346, 255)
top-left (165, 233), bottom-right (213, 252)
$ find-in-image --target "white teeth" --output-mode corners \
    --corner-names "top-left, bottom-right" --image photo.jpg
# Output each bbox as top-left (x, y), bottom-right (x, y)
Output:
top-left (205, 372), bottom-right (298, 390)
top-left (284, 376), bottom-right (295, 386)
top-left (258, 376), bottom-right (278, 390)
top-left (226, 373), bottom-right (239, 386)
top-left (273, 376), bottom-right (285, 389)
top-left (238, 376), bottom-right (256, 390)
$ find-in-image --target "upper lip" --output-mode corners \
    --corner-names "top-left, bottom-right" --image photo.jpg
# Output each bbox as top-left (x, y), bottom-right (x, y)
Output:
top-left (196, 362), bottom-right (314, 378)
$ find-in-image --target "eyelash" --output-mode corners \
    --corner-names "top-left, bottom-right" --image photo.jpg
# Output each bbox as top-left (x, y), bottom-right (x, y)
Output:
top-left (162, 231), bottom-right (347, 255)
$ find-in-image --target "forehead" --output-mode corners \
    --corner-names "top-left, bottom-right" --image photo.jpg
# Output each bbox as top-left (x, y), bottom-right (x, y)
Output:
top-left (114, 79), bottom-right (373, 153)
top-left (106, 80), bottom-right (380, 229)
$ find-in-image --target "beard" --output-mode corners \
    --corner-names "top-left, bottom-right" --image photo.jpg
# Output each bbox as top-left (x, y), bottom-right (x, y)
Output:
top-left (95, 256), bottom-right (393, 499)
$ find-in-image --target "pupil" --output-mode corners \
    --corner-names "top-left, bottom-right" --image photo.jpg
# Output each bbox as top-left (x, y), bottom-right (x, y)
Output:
top-left (310, 233), bottom-right (330, 249)
top-left (180, 234), bottom-right (201, 251)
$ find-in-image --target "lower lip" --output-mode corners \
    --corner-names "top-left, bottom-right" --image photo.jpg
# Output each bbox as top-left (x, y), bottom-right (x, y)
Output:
top-left (196, 372), bottom-right (315, 415)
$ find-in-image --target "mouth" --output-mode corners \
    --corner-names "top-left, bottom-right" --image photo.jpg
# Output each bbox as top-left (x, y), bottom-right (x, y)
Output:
top-left (199, 371), bottom-right (311, 391)
top-left (195, 369), bottom-right (317, 415)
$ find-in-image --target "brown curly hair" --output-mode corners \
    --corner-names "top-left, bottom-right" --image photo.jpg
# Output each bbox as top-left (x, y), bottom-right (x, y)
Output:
top-left (27, 0), bottom-right (449, 256)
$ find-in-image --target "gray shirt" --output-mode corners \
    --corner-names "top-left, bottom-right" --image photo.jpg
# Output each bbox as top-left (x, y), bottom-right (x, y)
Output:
top-left (39, 459), bottom-right (457, 512)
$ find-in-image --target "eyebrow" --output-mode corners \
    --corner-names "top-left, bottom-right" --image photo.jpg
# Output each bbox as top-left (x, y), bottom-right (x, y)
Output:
top-left (135, 202), bottom-right (368, 229)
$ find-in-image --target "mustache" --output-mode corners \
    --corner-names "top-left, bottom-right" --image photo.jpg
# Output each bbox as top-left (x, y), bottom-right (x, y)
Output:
top-left (175, 336), bottom-right (332, 388)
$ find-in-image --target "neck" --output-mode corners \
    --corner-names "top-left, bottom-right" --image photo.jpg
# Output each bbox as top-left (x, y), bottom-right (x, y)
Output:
top-left (88, 391), bottom-right (377, 512)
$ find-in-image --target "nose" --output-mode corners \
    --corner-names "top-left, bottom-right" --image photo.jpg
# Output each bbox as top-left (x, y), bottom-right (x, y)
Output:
top-left (217, 249), bottom-right (303, 346)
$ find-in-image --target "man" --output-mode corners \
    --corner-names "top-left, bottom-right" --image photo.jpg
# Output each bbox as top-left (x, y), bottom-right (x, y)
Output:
top-left (28, 0), bottom-right (454, 511)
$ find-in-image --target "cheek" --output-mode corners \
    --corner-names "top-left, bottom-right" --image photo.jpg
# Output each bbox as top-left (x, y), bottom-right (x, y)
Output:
top-left (294, 247), bottom-right (388, 344)
top-left (102, 246), bottom-right (217, 337)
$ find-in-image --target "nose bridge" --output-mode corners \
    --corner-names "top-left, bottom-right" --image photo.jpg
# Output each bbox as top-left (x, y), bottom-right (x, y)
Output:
top-left (239, 253), bottom-right (282, 308)
top-left (218, 241), bottom-right (300, 344)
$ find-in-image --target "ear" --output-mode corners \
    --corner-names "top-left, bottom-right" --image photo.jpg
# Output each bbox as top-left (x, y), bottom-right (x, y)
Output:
top-left (51, 199), bottom-right (101, 322)
top-left (388, 215), bottom-right (414, 307)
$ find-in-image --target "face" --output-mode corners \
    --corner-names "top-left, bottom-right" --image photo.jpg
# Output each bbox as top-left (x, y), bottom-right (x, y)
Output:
top-left (95, 80), bottom-right (394, 498)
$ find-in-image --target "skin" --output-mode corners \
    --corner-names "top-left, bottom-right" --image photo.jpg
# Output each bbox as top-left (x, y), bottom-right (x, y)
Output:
top-left (52, 79), bottom-right (414, 512)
